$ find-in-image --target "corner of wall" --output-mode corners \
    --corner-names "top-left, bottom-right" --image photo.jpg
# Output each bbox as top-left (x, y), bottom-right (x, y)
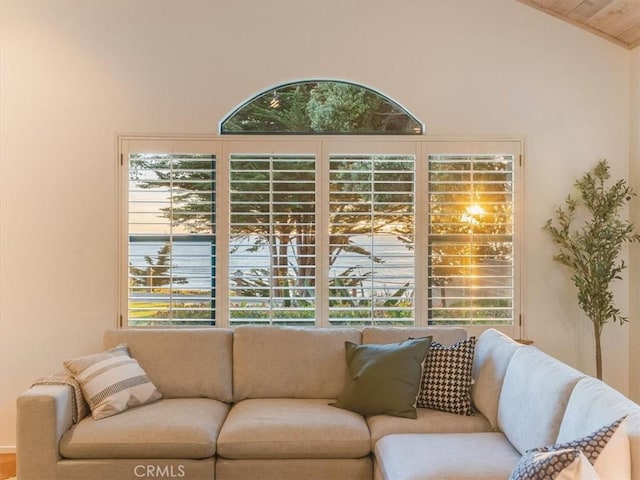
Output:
top-left (630, 46), bottom-right (640, 403)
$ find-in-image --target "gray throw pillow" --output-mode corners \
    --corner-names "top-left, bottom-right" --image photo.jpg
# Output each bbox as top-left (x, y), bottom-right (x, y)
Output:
top-left (332, 337), bottom-right (432, 419)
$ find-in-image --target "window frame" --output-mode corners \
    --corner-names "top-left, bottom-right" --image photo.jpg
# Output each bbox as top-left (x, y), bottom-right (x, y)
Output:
top-left (118, 135), bottom-right (524, 338)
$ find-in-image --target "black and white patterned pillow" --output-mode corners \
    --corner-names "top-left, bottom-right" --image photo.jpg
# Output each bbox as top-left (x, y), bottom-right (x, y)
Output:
top-left (416, 336), bottom-right (476, 415)
top-left (509, 448), bottom-right (597, 480)
top-left (510, 416), bottom-right (629, 480)
top-left (536, 416), bottom-right (626, 463)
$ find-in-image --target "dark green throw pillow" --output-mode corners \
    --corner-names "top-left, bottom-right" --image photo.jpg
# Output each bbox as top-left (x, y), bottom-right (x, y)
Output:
top-left (332, 337), bottom-right (432, 419)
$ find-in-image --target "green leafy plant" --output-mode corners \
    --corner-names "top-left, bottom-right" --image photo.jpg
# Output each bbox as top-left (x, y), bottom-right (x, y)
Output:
top-left (544, 159), bottom-right (640, 379)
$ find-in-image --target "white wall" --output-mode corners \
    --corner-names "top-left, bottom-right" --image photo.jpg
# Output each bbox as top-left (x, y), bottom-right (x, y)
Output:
top-left (630, 46), bottom-right (640, 403)
top-left (0, 0), bottom-right (633, 449)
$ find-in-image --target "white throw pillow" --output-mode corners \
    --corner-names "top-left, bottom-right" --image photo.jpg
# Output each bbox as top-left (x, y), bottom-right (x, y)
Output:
top-left (589, 417), bottom-right (630, 479)
top-left (64, 344), bottom-right (161, 420)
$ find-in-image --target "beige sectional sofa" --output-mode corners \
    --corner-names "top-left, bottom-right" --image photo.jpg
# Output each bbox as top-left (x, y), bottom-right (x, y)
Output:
top-left (16, 326), bottom-right (640, 480)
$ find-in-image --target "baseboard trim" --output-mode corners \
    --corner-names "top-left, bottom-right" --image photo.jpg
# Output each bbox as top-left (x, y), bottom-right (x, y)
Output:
top-left (0, 446), bottom-right (16, 454)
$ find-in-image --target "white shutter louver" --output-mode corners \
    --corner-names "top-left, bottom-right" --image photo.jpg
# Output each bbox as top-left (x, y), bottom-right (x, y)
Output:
top-left (427, 154), bottom-right (515, 325)
top-left (229, 154), bottom-right (317, 325)
top-left (128, 153), bottom-right (216, 325)
top-left (328, 154), bottom-right (415, 325)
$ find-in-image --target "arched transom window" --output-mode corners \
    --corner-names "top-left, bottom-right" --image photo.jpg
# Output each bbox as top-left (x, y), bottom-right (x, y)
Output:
top-left (220, 79), bottom-right (424, 135)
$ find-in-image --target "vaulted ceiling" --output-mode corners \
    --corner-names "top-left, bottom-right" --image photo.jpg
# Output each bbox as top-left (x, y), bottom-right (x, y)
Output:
top-left (516, 0), bottom-right (640, 49)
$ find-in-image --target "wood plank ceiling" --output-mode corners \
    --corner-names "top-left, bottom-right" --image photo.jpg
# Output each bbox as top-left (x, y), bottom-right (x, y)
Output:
top-left (516, 0), bottom-right (640, 49)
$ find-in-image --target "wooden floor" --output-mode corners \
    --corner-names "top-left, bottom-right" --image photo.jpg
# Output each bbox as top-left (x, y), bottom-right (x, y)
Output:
top-left (0, 454), bottom-right (16, 480)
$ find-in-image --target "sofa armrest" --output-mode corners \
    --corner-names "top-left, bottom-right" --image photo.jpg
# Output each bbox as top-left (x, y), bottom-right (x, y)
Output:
top-left (17, 384), bottom-right (74, 480)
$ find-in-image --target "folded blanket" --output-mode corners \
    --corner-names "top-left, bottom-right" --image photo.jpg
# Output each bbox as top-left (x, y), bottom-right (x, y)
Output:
top-left (32, 372), bottom-right (88, 423)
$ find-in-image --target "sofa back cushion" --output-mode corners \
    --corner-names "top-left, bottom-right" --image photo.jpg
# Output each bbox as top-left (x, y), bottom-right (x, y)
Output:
top-left (103, 328), bottom-right (233, 402)
top-left (361, 327), bottom-right (466, 346)
top-left (557, 377), bottom-right (640, 480)
top-left (232, 326), bottom-right (361, 401)
top-left (471, 328), bottom-right (522, 430)
top-left (497, 346), bottom-right (584, 454)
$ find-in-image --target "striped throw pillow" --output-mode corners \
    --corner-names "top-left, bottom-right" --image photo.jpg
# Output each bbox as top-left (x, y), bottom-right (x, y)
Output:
top-left (64, 344), bottom-right (161, 420)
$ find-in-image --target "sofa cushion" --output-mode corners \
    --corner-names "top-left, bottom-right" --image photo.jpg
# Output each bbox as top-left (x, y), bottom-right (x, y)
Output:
top-left (498, 346), bottom-right (585, 454)
top-left (103, 328), bottom-right (233, 402)
top-left (375, 433), bottom-right (521, 480)
top-left (472, 328), bottom-right (522, 430)
top-left (232, 326), bottom-right (361, 401)
top-left (361, 326), bottom-right (466, 346)
top-left (333, 337), bottom-right (432, 419)
top-left (557, 377), bottom-right (640, 479)
top-left (367, 406), bottom-right (492, 447)
top-left (217, 398), bottom-right (371, 459)
top-left (59, 398), bottom-right (229, 459)
top-left (416, 337), bottom-right (475, 416)
top-left (63, 344), bottom-right (161, 420)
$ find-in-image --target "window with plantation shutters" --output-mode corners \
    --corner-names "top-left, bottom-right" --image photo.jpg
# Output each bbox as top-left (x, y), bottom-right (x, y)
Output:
top-left (427, 154), bottom-right (516, 325)
top-left (127, 152), bottom-right (216, 326)
top-left (228, 153), bottom-right (316, 325)
top-left (121, 137), bottom-right (522, 336)
top-left (328, 154), bottom-right (415, 325)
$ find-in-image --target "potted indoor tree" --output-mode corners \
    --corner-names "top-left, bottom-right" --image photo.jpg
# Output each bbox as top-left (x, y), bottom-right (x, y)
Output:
top-left (544, 159), bottom-right (639, 380)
